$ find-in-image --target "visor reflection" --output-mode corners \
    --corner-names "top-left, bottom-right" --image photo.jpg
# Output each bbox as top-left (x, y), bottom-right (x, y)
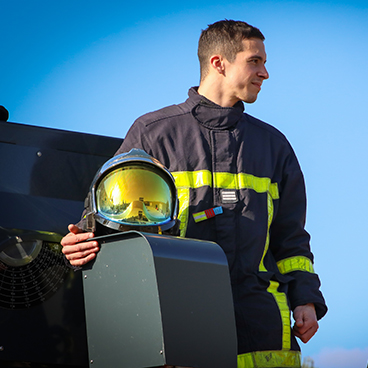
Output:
top-left (96, 165), bottom-right (172, 225)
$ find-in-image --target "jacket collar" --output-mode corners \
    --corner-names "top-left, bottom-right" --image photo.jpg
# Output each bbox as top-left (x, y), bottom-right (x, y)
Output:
top-left (186, 87), bottom-right (244, 130)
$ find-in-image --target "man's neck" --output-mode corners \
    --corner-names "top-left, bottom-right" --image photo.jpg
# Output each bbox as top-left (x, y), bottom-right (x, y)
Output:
top-left (197, 81), bottom-right (238, 108)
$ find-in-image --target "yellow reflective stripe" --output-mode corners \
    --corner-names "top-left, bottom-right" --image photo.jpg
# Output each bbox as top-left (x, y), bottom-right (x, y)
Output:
top-left (172, 171), bottom-right (278, 197)
top-left (214, 172), bottom-right (279, 199)
top-left (176, 187), bottom-right (190, 237)
top-left (259, 192), bottom-right (274, 272)
top-left (172, 170), bottom-right (212, 237)
top-left (172, 170), bottom-right (278, 238)
top-left (277, 256), bottom-right (315, 274)
top-left (237, 350), bottom-right (301, 368)
top-left (267, 281), bottom-right (291, 350)
top-left (172, 170), bottom-right (212, 188)
top-left (259, 193), bottom-right (292, 351)
top-left (174, 170), bottom-right (291, 352)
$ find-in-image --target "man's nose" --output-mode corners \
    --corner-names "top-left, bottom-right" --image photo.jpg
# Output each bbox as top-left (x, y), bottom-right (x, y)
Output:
top-left (259, 65), bottom-right (269, 80)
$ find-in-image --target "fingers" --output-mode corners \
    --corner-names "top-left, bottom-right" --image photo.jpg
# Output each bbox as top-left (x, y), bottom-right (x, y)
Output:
top-left (293, 321), bottom-right (319, 343)
top-left (62, 242), bottom-right (100, 267)
top-left (62, 239), bottom-right (99, 257)
top-left (62, 239), bottom-right (100, 266)
top-left (61, 224), bottom-right (100, 267)
top-left (66, 250), bottom-right (99, 267)
top-left (292, 303), bottom-right (319, 343)
top-left (61, 230), bottom-right (95, 246)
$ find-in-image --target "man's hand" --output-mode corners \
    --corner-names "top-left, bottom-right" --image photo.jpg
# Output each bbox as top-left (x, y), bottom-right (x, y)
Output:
top-left (292, 303), bottom-right (319, 343)
top-left (61, 224), bottom-right (100, 267)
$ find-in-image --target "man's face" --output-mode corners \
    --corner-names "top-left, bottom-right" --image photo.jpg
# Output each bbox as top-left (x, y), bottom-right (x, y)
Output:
top-left (223, 38), bottom-right (269, 105)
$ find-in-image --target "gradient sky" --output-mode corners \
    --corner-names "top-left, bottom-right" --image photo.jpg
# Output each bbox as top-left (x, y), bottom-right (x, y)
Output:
top-left (1, 1), bottom-right (368, 367)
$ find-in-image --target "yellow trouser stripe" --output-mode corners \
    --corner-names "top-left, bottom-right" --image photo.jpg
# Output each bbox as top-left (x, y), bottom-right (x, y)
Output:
top-left (238, 350), bottom-right (301, 368)
top-left (277, 256), bottom-right (315, 274)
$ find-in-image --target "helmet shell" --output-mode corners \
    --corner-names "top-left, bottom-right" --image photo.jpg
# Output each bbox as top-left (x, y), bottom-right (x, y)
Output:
top-left (86, 149), bottom-right (178, 232)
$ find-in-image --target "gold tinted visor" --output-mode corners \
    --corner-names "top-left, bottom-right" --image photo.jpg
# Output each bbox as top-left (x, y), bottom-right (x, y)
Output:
top-left (96, 164), bottom-right (173, 226)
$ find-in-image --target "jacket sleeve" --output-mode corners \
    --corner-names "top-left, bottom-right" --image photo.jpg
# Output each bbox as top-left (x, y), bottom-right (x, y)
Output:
top-left (269, 149), bottom-right (327, 320)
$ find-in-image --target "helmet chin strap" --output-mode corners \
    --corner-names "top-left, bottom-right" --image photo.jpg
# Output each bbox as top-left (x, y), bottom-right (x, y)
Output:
top-left (83, 192), bottom-right (96, 232)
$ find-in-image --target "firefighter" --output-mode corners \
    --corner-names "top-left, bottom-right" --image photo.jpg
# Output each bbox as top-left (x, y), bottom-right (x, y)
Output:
top-left (62, 20), bottom-right (327, 368)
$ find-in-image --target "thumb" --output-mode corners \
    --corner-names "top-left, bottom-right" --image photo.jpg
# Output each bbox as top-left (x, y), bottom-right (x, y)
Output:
top-left (295, 318), bottom-right (304, 327)
top-left (67, 224), bottom-right (83, 234)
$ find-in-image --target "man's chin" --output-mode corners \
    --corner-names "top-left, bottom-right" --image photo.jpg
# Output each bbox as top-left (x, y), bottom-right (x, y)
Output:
top-left (244, 96), bottom-right (258, 104)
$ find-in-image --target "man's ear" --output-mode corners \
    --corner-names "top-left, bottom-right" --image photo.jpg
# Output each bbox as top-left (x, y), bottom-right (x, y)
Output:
top-left (209, 55), bottom-right (225, 75)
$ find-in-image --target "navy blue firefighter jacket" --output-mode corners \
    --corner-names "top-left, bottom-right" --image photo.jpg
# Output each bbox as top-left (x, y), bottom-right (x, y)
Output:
top-left (116, 87), bottom-right (327, 367)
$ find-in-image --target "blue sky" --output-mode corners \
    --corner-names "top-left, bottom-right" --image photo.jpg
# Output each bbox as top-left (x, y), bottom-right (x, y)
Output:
top-left (1, 1), bottom-right (368, 367)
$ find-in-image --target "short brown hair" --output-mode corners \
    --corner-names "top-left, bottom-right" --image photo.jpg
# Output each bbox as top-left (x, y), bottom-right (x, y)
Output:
top-left (197, 20), bottom-right (265, 81)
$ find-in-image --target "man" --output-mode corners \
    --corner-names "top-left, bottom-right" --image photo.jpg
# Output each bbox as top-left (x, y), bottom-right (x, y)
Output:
top-left (62, 20), bottom-right (327, 368)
